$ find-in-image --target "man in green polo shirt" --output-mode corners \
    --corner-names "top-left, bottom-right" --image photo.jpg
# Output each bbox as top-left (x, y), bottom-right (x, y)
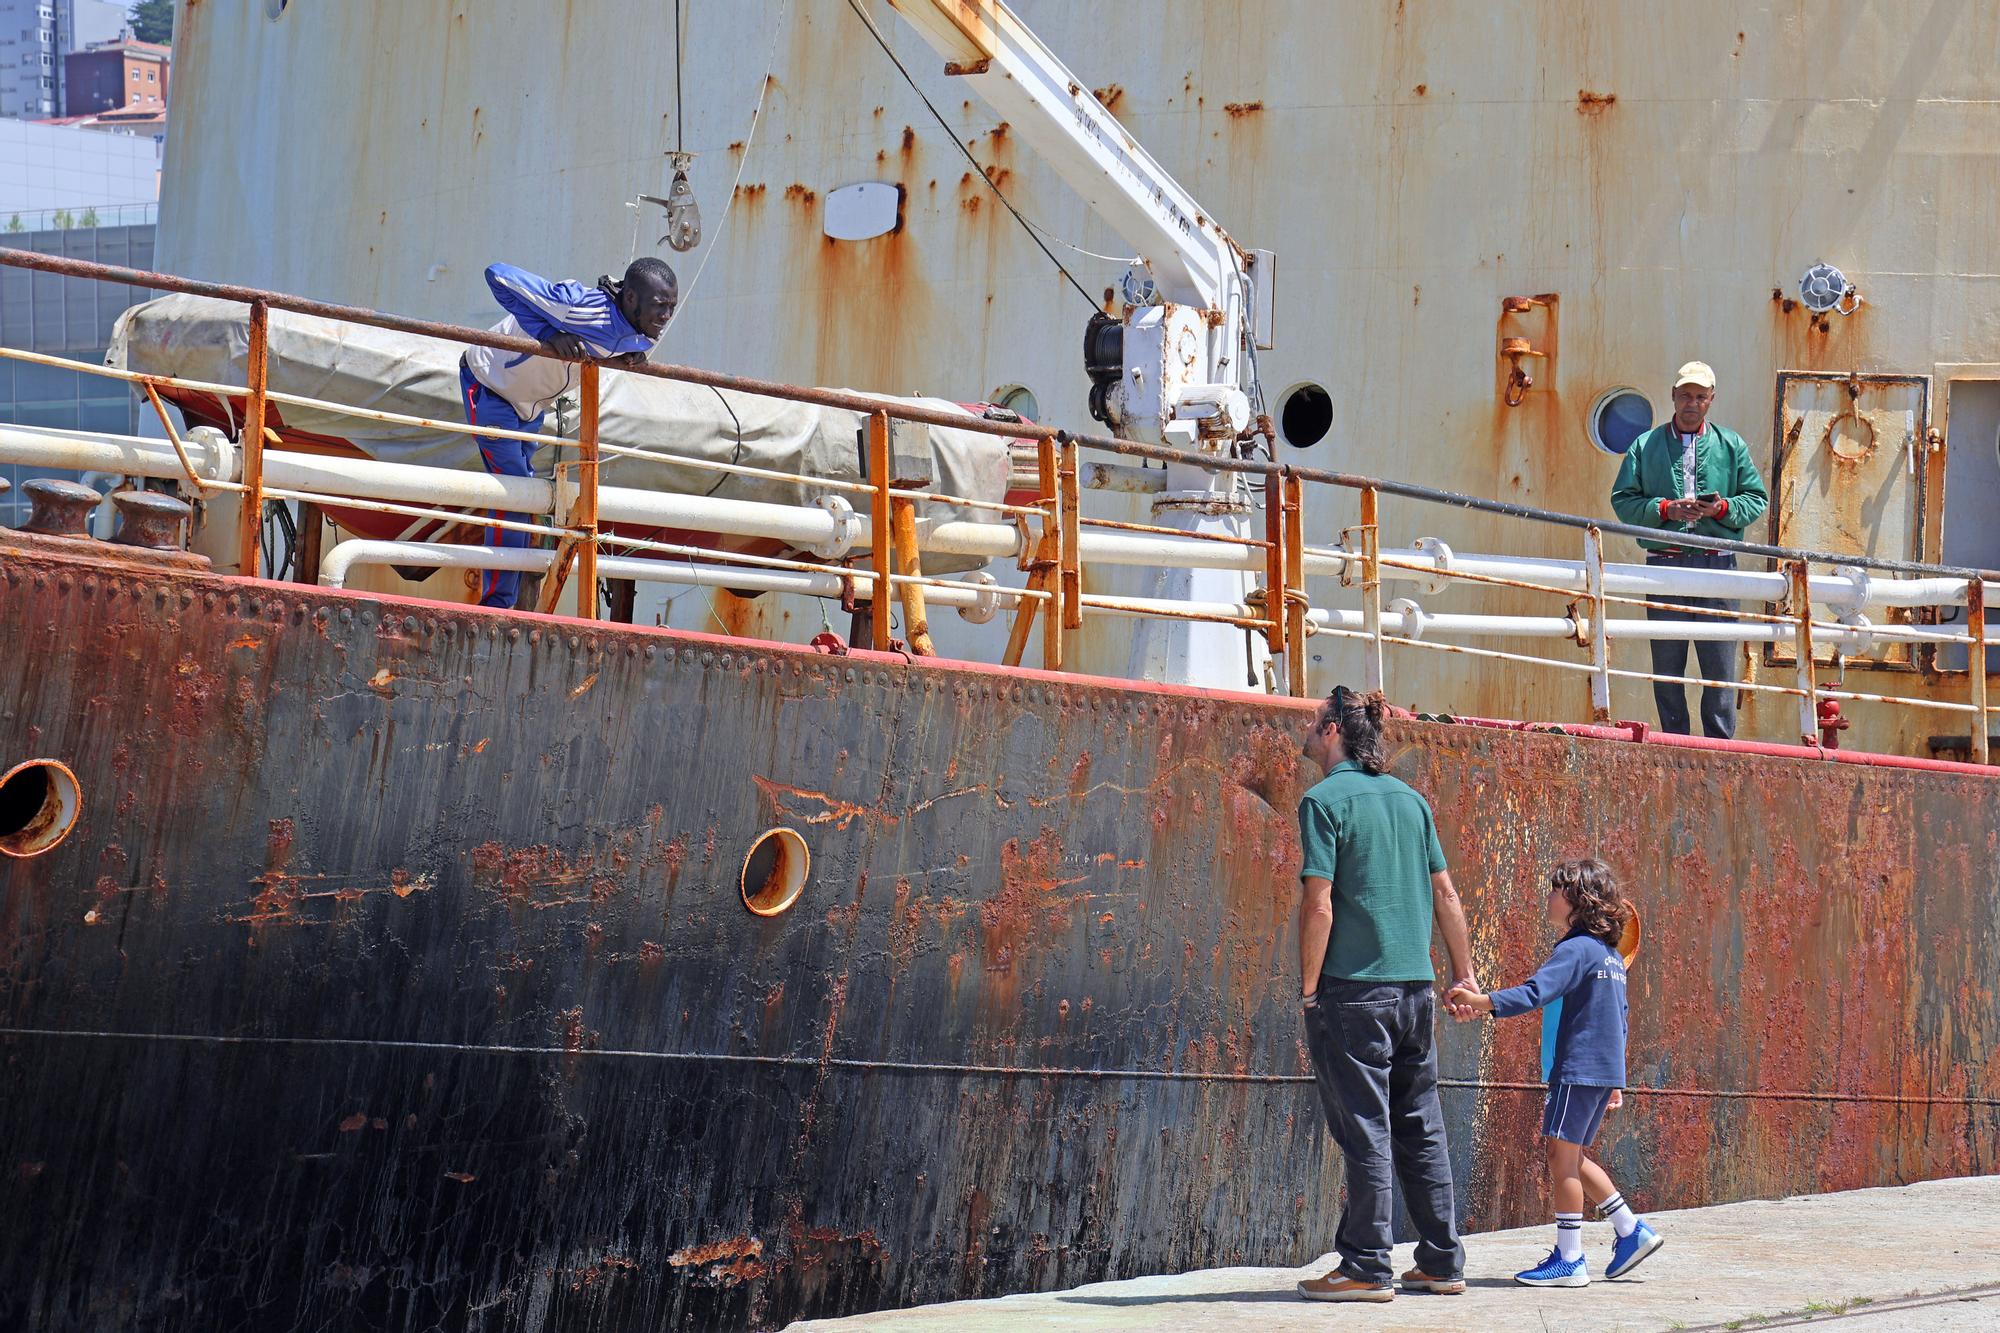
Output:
top-left (1293, 686), bottom-right (1479, 1304)
top-left (1609, 360), bottom-right (1770, 737)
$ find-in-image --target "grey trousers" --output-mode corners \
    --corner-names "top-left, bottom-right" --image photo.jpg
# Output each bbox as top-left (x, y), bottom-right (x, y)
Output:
top-left (1303, 979), bottom-right (1464, 1283)
top-left (1645, 551), bottom-right (1740, 738)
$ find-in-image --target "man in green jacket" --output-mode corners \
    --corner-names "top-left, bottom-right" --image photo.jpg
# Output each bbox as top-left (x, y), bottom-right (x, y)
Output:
top-left (1609, 361), bottom-right (1770, 738)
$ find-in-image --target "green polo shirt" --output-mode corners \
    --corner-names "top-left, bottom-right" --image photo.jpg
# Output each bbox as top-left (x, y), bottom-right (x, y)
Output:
top-left (1297, 761), bottom-right (1447, 983)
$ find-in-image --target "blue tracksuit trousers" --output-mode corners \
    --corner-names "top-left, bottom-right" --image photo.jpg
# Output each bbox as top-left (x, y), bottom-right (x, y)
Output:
top-left (460, 362), bottom-right (543, 609)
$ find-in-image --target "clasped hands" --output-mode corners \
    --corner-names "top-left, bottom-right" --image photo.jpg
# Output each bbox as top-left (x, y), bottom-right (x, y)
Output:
top-left (1661, 496), bottom-right (1725, 523)
top-left (1298, 976), bottom-right (1485, 1021)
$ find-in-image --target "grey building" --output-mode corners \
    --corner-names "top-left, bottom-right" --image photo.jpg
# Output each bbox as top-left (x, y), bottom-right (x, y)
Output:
top-left (0, 0), bottom-right (127, 119)
top-left (0, 221), bottom-right (154, 526)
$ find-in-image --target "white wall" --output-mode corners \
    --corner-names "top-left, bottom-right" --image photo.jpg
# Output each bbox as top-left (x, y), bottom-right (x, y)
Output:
top-left (0, 117), bottom-right (157, 217)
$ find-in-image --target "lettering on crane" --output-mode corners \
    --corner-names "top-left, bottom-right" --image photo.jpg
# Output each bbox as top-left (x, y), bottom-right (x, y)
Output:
top-left (1065, 91), bottom-right (1200, 243)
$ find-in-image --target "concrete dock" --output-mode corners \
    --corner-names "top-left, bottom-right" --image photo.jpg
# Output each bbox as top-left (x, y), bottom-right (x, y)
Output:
top-left (790, 1176), bottom-right (2000, 1332)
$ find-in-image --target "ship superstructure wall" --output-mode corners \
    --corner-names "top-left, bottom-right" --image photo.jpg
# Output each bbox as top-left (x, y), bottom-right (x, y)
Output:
top-left (155, 0), bottom-right (2000, 751)
top-left (2, 545), bottom-right (1994, 1329)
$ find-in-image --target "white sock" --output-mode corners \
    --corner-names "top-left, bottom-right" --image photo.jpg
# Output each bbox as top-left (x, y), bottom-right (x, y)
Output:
top-left (1599, 1192), bottom-right (1639, 1239)
top-left (1555, 1213), bottom-right (1584, 1261)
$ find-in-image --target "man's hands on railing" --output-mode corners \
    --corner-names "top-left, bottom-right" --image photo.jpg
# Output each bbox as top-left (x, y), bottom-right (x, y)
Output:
top-left (541, 332), bottom-right (647, 371)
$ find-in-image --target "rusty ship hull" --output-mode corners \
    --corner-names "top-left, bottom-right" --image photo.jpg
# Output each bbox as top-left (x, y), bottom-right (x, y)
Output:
top-left (3, 542), bottom-right (1997, 1330)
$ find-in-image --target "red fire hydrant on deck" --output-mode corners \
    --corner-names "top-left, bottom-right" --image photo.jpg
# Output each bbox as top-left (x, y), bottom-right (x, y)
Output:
top-left (1816, 698), bottom-right (1850, 749)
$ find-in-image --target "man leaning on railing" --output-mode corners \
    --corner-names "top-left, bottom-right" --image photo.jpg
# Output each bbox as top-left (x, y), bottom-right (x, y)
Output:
top-left (460, 258), bottom-right (678, 609)
top-left (1609, 361), bottom-right (1770, 739)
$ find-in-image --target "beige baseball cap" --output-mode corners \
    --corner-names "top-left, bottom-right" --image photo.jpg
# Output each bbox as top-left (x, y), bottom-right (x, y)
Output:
top-left (1674, 360), bottom-right (1717, 390)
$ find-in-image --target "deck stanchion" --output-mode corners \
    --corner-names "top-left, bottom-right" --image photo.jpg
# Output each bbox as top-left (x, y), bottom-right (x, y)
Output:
top-left (1359, 485), bottom-right (1383, 692)
top-left (575, 361), bottom-right (601, 620)
top-left (1003, 437), bottom-right (1062, 670)
top-left (867, 412), bottom-right (894, 653)
top-left (296, 501), bottom-right (324, 586)
top-left (890, 491), bottom-right (935, 656)
top-left (237, 299), bottom-right (269, 576)
top-left (1058, 437), bottom-right (1082, 635)
top-left (1970, 579), bottom-right (1989, 765)
top-left (1262, 472), bottom-right (1287, 670)
top-left (1790, 560), bottom-right (1817, 745)
top-left (1283, 472), bottom-right (1309, 698)
top-left (1586, 525), bottom-right (1611, 722)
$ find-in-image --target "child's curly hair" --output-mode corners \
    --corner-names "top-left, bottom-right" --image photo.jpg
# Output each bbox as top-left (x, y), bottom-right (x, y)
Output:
top-left (1551, 858), bottom-right (1632, 946)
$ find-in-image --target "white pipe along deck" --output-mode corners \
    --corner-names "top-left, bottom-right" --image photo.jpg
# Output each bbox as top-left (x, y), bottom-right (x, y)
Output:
top-left (3, 424), bottom-right (1994, 627)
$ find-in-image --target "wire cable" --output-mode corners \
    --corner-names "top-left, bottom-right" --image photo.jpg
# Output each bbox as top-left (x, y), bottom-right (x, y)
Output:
top-left (1015, 218), bottom-right (1135, 265)
top-left (840, 0), bottom-right (1100, 312)
top-left (660, 2), bottom-right (784, 326)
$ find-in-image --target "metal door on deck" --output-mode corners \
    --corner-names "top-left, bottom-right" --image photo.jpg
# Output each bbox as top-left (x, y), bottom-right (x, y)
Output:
top-left (1934, 379), bottom-right (2000, 673)
top-left (1767, 372), bottom-right (1931, 669)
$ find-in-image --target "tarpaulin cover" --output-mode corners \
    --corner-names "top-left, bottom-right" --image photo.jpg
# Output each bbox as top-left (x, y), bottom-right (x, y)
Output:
top-left (109, 295), bottom-right (1016, 567)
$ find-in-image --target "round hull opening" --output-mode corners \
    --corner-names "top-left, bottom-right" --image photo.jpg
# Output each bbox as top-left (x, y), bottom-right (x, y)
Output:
top-left (0, 759), bottom-right (83, 859)
top-left (740, 828), bottom-right (809, 916)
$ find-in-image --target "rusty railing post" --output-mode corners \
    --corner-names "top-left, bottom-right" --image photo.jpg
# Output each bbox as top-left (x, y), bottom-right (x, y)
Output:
top-left (1002, 436), bottom-right (1062, 671)
top-left (1359, 484), bottom-right (1383, 692)
top-left (1262, 472), bottom-right (1288, 680)
top-left (1058, 436), bottom-right (1082, 634)
top-left (1789, 559), bottom-right (1816, 745)
top-left (236, 298), bottom-right (269, 576)
top-left (889, 491), bottom-right (935, 656)
top-left (1284, 472), bottom-right (1309, 697)
top-left (296, 500), bottom-right (324, 586)
top-left (1970, 578), bottom-right (1989, 765)
top-left (867, 411), bottom-right (894, 653)
top-left (575, 361), bottom-right (600, 620)
top-left (1585, 525), bottom-right (1611, 722)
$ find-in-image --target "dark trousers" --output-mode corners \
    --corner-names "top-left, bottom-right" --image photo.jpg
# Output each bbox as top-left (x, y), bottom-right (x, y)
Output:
top-left (1303, 979), bottom-right (1463, 1283)
top-left (1645, 551), bottom-right (1739, 739)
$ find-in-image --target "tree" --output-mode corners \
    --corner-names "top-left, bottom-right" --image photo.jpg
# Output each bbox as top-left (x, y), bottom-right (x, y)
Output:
top-left (80, 208), bottom-right (100, 228)
top-left (4, 215), bottom-right (21, 233)
top-left (51, 209), bottom-right (74, 230)
top-left (129, 0), bottom-right (174, 44)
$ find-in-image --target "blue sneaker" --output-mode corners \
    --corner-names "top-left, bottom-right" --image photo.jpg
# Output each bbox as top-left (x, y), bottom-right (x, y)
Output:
top-left (1607, 1219), bottom-right (1664, 1278)
top-left (1515, 1248), bottom-right (1589, 1287)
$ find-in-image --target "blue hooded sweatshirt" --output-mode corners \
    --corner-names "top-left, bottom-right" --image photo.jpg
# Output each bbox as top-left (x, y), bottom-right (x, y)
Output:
top-left (1489, 929), bottom-right (1628, 1087)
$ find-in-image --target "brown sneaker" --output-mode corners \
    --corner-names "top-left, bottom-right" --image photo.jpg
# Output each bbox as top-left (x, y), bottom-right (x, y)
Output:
top-left (1399, 1267), bottom-right (1467, 1295)
top-left (1297, 1269), bottom-right (1395, 1302)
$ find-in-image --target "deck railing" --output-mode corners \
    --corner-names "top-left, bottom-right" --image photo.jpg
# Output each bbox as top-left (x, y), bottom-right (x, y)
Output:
top-left (2, 246), bottom-right (1996, 761)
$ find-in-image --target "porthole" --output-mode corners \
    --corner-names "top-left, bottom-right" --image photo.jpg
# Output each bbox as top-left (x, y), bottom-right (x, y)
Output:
top-left (991, 384), bottom-right (1039, 421)
top-left (1589, 387), bottom-right (1653, 455)
top-left (1278, 382), bottom-right (1333, 448)
top-left (740, 827), bottom-right (809, 917)
top-left (0, 759), bottom-right (82, 859)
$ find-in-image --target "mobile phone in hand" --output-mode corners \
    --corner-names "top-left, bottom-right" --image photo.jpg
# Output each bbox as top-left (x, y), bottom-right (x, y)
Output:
top-left (1696, 491), bottom-right (1721, 505)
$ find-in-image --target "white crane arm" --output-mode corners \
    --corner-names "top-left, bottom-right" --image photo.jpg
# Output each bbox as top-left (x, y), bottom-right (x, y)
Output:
top-left (881, 0), bottom-right (1235, 311)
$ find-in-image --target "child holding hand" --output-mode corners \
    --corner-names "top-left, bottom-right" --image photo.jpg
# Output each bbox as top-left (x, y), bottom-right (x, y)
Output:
top-left (1448, 858), bottom-right (1663, 1287)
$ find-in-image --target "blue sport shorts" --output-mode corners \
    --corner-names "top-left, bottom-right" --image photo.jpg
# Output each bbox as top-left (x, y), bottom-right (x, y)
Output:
top-left (1542, 1082), bottom-right (1615, 1146)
